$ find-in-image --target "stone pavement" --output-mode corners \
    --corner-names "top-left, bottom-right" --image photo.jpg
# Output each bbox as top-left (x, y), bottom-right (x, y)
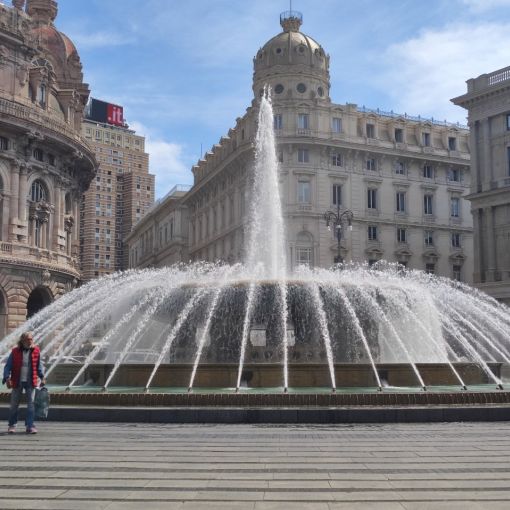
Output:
top-left (1, 422), bottom-right (510, 509)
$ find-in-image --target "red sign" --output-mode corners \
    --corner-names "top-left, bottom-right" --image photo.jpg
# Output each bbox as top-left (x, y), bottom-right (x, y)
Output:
top-left (107, 104), bottom-right (124, 126)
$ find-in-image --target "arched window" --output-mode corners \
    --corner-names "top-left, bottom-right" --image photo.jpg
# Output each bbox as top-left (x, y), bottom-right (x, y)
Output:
top-left (31, 180), bottom-right (47, 202)
top-left (37, 83), bottom-right (46, 108)
top-left (33, 148), bottom-right (43, 162)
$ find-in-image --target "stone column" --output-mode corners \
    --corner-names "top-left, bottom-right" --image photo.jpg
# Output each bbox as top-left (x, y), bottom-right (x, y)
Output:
top-left (472, 208), bottom-right (483, 283)
top-left (485, 206), bottom-right (496, 281)
top-left (483, 118), bottom-right (493, 188)
top-left (18, 167), bottom-right (27, 222)
top-left (73, 198), bottom-right (79, 242)
top-left (9, 164), bottom-right (19, 241)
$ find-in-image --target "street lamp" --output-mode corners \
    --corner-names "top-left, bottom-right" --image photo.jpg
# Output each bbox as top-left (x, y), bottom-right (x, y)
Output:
top-left (324, 206), bottom-right (354, 264)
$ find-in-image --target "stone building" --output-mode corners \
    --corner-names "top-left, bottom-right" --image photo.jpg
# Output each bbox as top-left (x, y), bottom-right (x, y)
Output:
top-left (0, 0), bottom-right (96, 335)
top-left (126, 185), bottom-right (190, 269)
top-left (452, 66), bottom-right (510, 304)
top-left (80, 100), bottom-right (153, 280)
top-left (128, 12), bottom-right (473, 282)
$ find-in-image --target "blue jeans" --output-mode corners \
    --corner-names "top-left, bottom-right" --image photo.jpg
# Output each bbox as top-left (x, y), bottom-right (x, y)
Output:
top-left (8, 382), bottom-right (35, 429)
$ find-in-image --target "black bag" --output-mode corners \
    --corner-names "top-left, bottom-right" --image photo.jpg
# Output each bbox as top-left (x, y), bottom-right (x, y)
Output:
top-left (34, 385), bottom-right (50, 419)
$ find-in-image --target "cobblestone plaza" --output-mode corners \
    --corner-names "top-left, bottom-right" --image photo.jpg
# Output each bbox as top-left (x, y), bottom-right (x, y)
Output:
top-left (2, 421), bottom-right (510, 508)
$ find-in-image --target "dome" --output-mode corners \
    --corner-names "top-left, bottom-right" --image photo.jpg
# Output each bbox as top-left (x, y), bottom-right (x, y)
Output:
top-left (26, 1), bottom-right (84, 81)
top-left (60, 31), bottom-right (78, 59)
top-left (253, 11), bottom-right (330, 101)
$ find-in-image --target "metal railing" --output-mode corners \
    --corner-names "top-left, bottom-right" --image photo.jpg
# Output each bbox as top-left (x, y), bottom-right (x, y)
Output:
top-left (357, 105), bottom-right (468, 130)
top-left (280, 10), bottom-right (303, 22)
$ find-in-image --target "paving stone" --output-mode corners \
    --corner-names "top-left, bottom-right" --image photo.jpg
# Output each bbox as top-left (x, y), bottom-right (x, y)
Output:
top-left (3, 422), bottom-right (510, 507)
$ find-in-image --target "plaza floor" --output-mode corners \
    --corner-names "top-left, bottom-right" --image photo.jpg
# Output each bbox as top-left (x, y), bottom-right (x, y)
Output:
top-left (2, 422), bottom-right (510, 509)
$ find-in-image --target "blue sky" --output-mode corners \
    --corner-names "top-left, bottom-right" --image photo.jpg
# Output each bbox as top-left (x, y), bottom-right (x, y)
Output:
top-left (47, 0), bottom-right (510, 196)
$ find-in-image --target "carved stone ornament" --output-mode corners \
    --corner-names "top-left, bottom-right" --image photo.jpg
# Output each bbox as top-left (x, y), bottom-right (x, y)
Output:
top-left (16, 63), bottom-right (29, 86)
top-left (12, 0), bottom-right (26, 10)
top-left (41, 269), bottom-right (51, 286)
top-left (64, 214), bottom-right (74, 233)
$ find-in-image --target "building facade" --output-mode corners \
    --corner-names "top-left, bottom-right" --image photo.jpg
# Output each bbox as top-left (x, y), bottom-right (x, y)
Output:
top-left (185, 13), bottom-right (473, 279)
top-left (80, 99), bottom-right (154, 280)
top-left (0, 0), bottom-right (96, 335)
top-left (126, 185), bottom-right (190, 269)
top-left (128, 12), bottom-right (473, 283)
top-left (452, 67), bottom-right (510, 304)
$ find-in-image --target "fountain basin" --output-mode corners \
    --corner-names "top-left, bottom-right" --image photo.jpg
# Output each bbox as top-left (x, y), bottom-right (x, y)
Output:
top-left (46, 362), bottom-right (505, 389)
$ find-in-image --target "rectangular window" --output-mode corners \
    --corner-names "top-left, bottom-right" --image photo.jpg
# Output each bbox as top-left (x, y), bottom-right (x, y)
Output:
top-left (395, 161), bottom-right (406, 175)
top-left (397, 228), bottom-right (407, 243)
top-left (298, 181), bottom-right (311, 203)
top-left (366, 158), bottom-right (376, 171)
top-left (424, 194), bottom-right (433, 215)
top-left (448, 168), bottom-right (461, 182)
top-left (396, 192), bottom-right (406, 212)
top-left (332, 117), bottom-right (342, 133)
top-left (298, 113), bottom-right (309, 129)
top-left (426, 263), bottom-right (435, 274)
top-left (424, 230), bottom-right (434, 247)
top-left (331, 152), bottom-right (342, 166)
top-left (448, 137), bottom-right (457, 150)
top-left (296, 247), bottom-right (312, 267)
top-left (395, 128), bottom-right (403, 143)
top-left (451, 197), bottom-right (460, 217)
top-left (0, 136), bottom-right (10, 150)
top-left (507, 114), bottom-right (510, 131)
top-left (297, 148), bottom-right (309, 163)
top-left (367, 188), bottom-right (377, 209)
top-left (332, 184), bottom-right (342, 206)
top-left (451, 232), bottom-right (461, 248)
top-left (366, 123), bottom-right (375, 138)
top-left (274, 114), bottom-right (283, 130)
top-left (423, 164), bottom-right (433, 179)
top-left (422, 132), bottom-right (430, 146)
top-left (368, 225), bottom-right (378, 241)
top-left (453, 264), bottom-right (462, 281)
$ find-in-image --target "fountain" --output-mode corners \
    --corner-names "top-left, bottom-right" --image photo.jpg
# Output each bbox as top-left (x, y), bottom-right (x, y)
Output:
top-left (1, 92), bottom-right (510, 400)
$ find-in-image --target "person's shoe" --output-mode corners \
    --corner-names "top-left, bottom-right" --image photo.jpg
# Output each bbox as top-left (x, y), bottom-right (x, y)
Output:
top-left (7, 426), bottom-right (15, 434)
top-left (26, 427), bottom-right (37, 434)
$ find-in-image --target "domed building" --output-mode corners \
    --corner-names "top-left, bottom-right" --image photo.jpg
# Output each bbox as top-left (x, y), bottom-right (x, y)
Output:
top-left (0, 0), bottom-right (97, 335)
top-left (128, 12), bottom-right (472, 286)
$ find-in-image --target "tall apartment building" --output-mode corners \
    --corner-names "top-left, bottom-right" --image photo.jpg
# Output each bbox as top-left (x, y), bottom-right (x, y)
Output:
top-left (80, 99), bottom-right (154, 280)
top-left (452, 66), bottom-right (510, 304)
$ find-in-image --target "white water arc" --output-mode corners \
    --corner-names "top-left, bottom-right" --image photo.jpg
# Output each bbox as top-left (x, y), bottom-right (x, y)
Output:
top-left (245, 89), bottom-right (287, 280)
top-left (3, 92), bottom-right (510, 392)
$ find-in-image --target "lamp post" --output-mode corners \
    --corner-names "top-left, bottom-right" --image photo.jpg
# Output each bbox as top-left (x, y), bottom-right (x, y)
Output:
top-left (323, 206), bottom-right (354, 264)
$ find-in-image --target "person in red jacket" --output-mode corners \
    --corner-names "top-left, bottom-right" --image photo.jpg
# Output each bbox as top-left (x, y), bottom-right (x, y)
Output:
top-left (2, 331), bottom-right (45, 434)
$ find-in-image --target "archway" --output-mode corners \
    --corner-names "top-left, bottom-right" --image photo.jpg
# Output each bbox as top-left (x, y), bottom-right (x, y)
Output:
top-left (26, 286), bottom-right (53, 319)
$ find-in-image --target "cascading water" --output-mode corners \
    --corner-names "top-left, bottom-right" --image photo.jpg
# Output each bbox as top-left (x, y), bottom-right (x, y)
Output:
top-left (1, 91), bottom-right (510, 393)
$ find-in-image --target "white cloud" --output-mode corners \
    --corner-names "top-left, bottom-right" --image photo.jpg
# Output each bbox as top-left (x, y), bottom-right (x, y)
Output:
top-left (461, 0), bottom-right (510, 12)
top-left (66, 31), bottom-right (135, 49)
top-left (129, 121), bottom-right (193, 199)
top-left (379, 22), bottom-right (510, 123)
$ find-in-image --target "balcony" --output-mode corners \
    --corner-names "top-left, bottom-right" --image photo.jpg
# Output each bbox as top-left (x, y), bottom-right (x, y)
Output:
top-left (0, 97), bottom-right (91, 153)
top-left (0, 241), bottom-right (79, 274)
